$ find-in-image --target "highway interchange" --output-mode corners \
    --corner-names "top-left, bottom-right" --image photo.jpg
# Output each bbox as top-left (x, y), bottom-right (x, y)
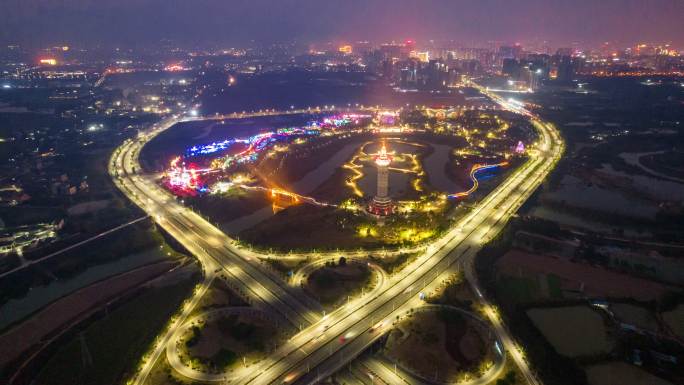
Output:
top-left (109, 94), bottom-right (563, 385)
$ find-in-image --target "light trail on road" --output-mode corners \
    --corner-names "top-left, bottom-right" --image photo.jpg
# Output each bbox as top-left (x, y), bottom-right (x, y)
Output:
top-left (109, 102), bottom-right (563, 385)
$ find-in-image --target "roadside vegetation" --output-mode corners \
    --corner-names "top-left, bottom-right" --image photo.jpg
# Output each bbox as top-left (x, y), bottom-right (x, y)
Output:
top-left (33, 273), bottom-right (200, 385)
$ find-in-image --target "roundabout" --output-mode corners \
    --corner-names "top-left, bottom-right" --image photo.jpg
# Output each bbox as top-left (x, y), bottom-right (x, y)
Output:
top-left (110, 90), bottom-right (564, 385)
top-left (167, 307), bottom-right (285, 382)
top-left (291, 256), bottom-right (388, 311)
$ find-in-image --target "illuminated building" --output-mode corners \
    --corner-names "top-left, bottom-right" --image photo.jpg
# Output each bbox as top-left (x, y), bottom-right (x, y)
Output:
top-left (425, 59), bottom-right (449, 88)
top-left (380, 44), bottom-right (403, 60)
top-left (515, 141), bottom-right (525, 154)
top-left (410, 51), bottom-right (430, 63)
top-left (368, 143), bottom-right (394, 216)
top-left (338, 45), bottom-right (353, 54)
top-left (39, 58), bottom-right (57, 66)
top-left (499, 44), bottom-right (523, 59)
top-left (376, 110), bottom-right (398, 126)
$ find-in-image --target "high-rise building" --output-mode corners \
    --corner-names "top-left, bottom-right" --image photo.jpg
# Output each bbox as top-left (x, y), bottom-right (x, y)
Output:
top-left (500, 44), bottom-right (523, 59)
top-left (338, 45), bottom-right (352, 55)
top-left (556, 48), bottom-right (573, 57)
top-left (380, 44), bottom-right (404, 60)
top-left (425, 59), bottom-right (449, 89)
top-left (403, 39), bottom-right (416, 57)
top-left (556, 55), bottom-right (575, 83)
top-left (414, 51), bottom-right (430, 63)
top-left (502, 58), bottom-right (520, 77)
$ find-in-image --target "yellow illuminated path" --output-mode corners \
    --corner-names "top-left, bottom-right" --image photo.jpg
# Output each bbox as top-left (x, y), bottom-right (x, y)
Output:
top-left (110, 101), bottom-right (562, 385)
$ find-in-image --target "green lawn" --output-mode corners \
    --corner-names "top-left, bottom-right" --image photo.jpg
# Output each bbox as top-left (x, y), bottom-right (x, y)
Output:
top-left (496, 276), bottom-right (539, 304)
top-left (34, 277), bottom-right (198, 385)
top-left (370, 252), bottom-right (420, 275)
top-left (547, 274), bottom-right (563, 299)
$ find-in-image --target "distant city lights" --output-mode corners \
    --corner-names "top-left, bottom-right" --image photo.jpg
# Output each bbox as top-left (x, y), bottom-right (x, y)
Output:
top-left (164, 63), bottom-right (187, 72)
top-left (87, 123), bottom-right (104, 132)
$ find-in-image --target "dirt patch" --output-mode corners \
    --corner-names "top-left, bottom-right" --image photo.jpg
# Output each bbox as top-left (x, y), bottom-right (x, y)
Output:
top-left (662, 304), bottom-right (684, 339)
top-left (585, 361), bottom-right (673, 385)
top-left (263, 258), bottom-right (306, 276)
top-left (527, 306), bottom-right (613, 357)
top-left (197, 279), bottom-right (247, 311)
top-left (426, 275), bottom-right (476, 310)
top-left (640, 151), bottom-right (684, 181)
top-left (189, 192), bottom-right (270, 228)
top-left (185, 312), bottom-right (280, 371)
top-left (611, 303), bottom-right (658, 331)
top-left (370, 252), bottom-right (421, 275)
top-left (239, 205), bottom-right (373, 251)
top-left (497, 250), bottom-right (672, 301)
top-left (385, 309), bottom-right (491, 381)
top-left (442, 310), bottom-right (468, 364)
top-left (305, 262), bottom-right (371, 308)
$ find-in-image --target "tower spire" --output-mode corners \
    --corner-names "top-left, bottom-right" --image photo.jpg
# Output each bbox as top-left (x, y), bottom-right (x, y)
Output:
top-left (368, 142), bottom-right (394, 216)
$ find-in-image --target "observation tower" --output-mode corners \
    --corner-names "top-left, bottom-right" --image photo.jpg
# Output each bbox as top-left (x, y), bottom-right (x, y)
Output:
top-left (368, 143), bottom-right (394, 216)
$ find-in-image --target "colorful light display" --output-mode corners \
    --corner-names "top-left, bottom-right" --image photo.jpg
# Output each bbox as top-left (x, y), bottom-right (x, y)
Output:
top-left (448, 162), bottom-right (508, 199)
top-left (166, 157), bottom-right (212, 195)
top-left (164, 114), bottom-right (362, 194)
top-left (515, 141), bottom-right (525, 154)
top-left (163, 112), bottom-right (510, 213)
top-left (377, 111), bottom-right (399, 126)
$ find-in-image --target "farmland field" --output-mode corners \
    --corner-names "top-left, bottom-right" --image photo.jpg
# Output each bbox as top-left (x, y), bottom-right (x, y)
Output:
top-left (527, 306), bottom-right (613, 357)
top-left (585, 362), bottom-right (673, 385)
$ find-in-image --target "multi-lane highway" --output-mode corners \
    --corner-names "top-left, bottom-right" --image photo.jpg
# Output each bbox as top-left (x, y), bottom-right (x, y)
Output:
top-left (266, 111), bottom-right (561, 385)
top-left (110, 100), bottom-right (562, 385)
top-left (110, 111), bottom-right (330, 384)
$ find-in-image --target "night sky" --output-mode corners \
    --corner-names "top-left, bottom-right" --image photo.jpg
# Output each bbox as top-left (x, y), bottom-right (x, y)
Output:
top-left (1, 0), bottom-right (683, 48)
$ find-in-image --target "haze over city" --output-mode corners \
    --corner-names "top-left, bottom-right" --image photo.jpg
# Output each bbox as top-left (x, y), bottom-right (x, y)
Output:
top-left (2, 0), bottom-right (684, 48)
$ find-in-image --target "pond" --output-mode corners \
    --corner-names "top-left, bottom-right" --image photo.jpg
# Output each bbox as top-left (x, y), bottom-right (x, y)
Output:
top-left (544, 175), bottom-right (659, 219)
top-left (423, 143), bottom-right (466, 192)
top-left (223, 141), bottom-right (363, 234)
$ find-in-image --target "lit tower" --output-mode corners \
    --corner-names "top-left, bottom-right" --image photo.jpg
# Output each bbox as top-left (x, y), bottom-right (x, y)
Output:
top-left (369, 143), bottom-right (394, 216)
